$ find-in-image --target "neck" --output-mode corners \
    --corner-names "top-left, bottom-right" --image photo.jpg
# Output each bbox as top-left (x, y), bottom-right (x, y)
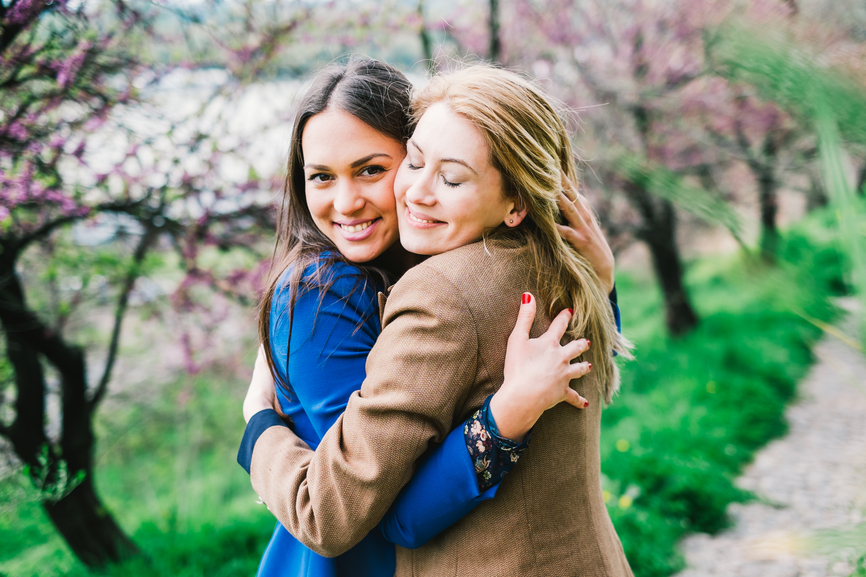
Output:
top-left (368, 242), bottom-right (423, 281)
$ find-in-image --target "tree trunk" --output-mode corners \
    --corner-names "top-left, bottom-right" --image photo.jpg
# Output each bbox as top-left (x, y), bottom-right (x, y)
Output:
top-left (806, 173), bottom-right (828, 211)
top-left (757, 169), bottom-right (779, 262)
top-left (488, 0), bottom-right (501, 63)
top-left (857, 163), bottom-right (865, 197)
top-left (0, 243), bottom-right (139, 568)
top-left (43, 475), bottom-right (139, 568)
top-left (624, 185), bottom-right (699, 336)
top-left (417, 0), bottom-right (436, 74)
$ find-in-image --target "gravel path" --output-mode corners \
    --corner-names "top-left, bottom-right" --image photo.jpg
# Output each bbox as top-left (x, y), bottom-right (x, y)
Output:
top-left (675, 300), bottom-right (866, 577)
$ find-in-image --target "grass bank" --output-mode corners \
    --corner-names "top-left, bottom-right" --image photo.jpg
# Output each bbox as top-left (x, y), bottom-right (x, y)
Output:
top-left (0, 211), bottom-right (848, 577)
top-left (604, 211), bottom-right (846, 577)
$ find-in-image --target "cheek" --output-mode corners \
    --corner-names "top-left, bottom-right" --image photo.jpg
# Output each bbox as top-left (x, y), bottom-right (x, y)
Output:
top-left (375, 172), bottom-right (399, 212)
top-left (393, 165), bottom-right (412, 204)
top-left (304, 187), bottom-right (330, 222)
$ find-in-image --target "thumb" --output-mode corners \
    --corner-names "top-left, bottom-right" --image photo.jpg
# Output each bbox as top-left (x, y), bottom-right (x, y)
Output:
top-left (510, 292), bottom-right (536, 343)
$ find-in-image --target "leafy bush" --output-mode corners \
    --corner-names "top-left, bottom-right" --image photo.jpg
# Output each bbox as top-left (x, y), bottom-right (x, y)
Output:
top-left (604, 210), bottom-right (846, 577)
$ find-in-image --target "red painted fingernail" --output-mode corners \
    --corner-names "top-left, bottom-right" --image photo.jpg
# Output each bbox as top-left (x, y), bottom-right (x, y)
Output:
top-left (567, 308), bottom-right (574, 315)
top-left (587, 363), bottom-right (592, 369)
top-left (584, 401), bottom-right (589, 408)
top-left (586, 340), bottom-right (591, 348)
top-left (522, 293), bottom-right (531, 304)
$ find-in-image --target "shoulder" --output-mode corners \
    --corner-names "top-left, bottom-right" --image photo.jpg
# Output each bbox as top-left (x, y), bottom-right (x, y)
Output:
top-left (270, 256), bottom-right (382, 337)
top-left (392, 238), bottom-right (531, 302)
top-left (273, 255), bottom-right (380, 310)
top-left (383, 237), bottom-right (533, 330)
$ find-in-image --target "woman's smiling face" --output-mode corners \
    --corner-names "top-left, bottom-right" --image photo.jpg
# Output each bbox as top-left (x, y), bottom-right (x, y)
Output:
top-left (302, 108), bottom-right (405, 263)
top-left (393, 102), bottom-right (520, 256)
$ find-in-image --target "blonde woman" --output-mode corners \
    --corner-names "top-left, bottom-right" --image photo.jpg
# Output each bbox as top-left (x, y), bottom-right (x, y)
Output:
top-left (244, 64), bottom-right (632, 575)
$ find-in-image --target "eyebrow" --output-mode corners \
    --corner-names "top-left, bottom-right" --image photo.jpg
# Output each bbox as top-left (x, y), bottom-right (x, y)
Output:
top-left (304, 153), bottom-right (393, 171)
top-left (409, 140), bottom-right (478, 176)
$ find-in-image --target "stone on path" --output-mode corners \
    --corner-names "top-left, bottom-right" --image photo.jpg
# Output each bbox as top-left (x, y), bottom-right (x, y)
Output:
top-left (675, 300), bottom-right (866, 577)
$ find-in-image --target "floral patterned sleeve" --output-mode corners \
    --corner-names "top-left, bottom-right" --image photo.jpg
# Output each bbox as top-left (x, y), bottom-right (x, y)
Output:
top-left (464, 394), bottom-right (532, 492)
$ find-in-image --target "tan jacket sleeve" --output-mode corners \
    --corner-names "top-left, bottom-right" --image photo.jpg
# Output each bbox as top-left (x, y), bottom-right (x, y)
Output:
top-left (249, 264), bottom-right (480, 557)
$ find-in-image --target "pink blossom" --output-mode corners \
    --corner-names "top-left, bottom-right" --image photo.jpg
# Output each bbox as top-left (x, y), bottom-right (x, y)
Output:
top-left (5, 0), bottom-right (48, 27)
top-left (6, 122), bottom-right (29, 141)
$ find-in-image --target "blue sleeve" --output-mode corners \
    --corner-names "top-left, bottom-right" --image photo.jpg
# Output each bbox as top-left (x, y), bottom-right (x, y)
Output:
top-left (237, 409), bottom-right (285, 474)
top-left (610, 284), bottom-right (621, 334)
top-left (378, 416), bottom-right (498, 549)
top-left (379, 395), bottom-right (531, 549)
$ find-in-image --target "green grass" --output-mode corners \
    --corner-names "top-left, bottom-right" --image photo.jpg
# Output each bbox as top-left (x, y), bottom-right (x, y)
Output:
top-left (0, 366), bottom-right (275, 577)
top-left (0, 209), bottom-right (852, 577)
top-left (602, 212), bottom-right (847, 577)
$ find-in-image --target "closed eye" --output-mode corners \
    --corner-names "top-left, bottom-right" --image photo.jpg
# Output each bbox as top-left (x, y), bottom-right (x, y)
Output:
top-left (442, 175), bottom-right (461, 188)
top-left (406, 162), bottom-right (422, 170)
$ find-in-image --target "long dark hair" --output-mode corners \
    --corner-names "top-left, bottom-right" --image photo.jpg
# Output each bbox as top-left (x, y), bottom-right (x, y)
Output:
top-left (258, 57), bottom-right (413, 396)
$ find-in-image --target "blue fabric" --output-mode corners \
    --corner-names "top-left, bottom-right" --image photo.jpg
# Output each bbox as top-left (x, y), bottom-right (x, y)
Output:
top-left (610, 285), bottom-right (621, 334)
top-left (247, 258), bottom-right (489, 576)
top-left (379, 416), bottom-right (496, 549)
top-left (237, 409), bottom-right (285, 475)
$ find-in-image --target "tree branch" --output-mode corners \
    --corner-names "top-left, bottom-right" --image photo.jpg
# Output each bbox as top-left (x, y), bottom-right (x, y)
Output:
top-left (16, 199), bottom-right (147, 253)
top-left (88, 222), bottom-right (157, 410)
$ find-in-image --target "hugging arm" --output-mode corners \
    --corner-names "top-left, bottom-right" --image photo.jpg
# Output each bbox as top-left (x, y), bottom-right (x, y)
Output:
top-left (240, 269), bottom-right (499, 550)
top-left (245, 266), bottom-right (480, 556)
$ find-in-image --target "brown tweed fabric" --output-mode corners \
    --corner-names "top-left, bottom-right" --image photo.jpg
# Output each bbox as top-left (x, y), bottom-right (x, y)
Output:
top-left (250, 237), bottom-right (633, 576)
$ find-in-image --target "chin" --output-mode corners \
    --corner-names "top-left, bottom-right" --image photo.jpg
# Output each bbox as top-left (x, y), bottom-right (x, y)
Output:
top-left (398, 235), bottom-right (441, 256)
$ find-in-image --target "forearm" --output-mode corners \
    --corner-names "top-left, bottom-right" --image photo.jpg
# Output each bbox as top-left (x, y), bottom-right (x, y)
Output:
top-left (248, 264), bottom-right (478, 556)
top-left (379, 395), bottom-right (531, 549)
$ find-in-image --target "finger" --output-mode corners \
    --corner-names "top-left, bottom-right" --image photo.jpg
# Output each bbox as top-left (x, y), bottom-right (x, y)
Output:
top-left (561, 174), bottom-right (579, 203)
top-left (568, 361), bottom-right (592, 380)
top-left (556, 223), bottom-right (587, 250)
top-left (562, 338), bottom-right (591, 361)
top-left (573, 193), bottom-right (603, 230)
top-left (544, 307), bottom-right (573, 343)
top-left (558, 192), bottom-right (586, 228)
top-left (510, 292), bottom-right (537, 344)
top-left (563, 388), bottom-right (589, 409)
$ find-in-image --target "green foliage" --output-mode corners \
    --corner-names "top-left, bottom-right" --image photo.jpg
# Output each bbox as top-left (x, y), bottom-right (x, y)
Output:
top-left (0, 365), bottom-right (273, 577)
top-left (603, 211), bottom-right (845, 577)
top-left (0, 211), bottom-right (852, 577)
top-left (21, 446), bottom-right (86, 504)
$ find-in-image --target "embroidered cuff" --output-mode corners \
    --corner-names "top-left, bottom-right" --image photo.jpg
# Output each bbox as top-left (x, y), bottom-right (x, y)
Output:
top-left (237, 408), bottom-right (287, 475)
top-left (464, 395), bottom-right (531, 492)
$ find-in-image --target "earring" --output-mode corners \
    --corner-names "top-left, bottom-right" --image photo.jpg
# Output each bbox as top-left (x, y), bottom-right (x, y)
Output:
top-left (509, 219), bottom-right (514, 224)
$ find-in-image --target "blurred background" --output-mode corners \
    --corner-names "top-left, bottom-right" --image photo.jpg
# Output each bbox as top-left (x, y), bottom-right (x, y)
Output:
top-left (1, 0), bottom-right (865, 576)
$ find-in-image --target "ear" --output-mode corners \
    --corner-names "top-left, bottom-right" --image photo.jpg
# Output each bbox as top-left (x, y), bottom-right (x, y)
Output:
top-left (504, 200), bottom-right (528, 227)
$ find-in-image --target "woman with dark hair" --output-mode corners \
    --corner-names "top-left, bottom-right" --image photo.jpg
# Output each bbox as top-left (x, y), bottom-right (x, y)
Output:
top-left (240, 58), bottom-right (621, 576)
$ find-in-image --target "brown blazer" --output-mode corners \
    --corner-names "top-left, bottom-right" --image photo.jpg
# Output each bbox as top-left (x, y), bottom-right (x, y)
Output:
top-left (250, 236), bottom-right (633, 576)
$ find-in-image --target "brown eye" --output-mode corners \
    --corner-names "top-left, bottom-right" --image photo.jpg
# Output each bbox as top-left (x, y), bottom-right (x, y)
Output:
top-left (360, 165), bottom-right (386, 176)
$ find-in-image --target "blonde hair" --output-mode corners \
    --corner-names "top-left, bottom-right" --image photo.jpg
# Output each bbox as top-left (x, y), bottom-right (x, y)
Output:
top-left (412, 64), bottom-right (633, 403)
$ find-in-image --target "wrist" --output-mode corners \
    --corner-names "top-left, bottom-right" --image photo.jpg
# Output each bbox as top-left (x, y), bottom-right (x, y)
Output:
top-left (489, 389), bottom-right (538, 443)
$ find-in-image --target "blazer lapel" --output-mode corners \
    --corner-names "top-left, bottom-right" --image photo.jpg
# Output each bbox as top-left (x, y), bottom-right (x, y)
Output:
top-left (377, 285), bottom-right (394, 327)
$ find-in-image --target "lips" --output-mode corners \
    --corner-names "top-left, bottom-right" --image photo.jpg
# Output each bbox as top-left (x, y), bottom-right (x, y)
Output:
top-left (339, 220), bottom-right (375, 233)
top-left (406, 207), bottom-right (445, 227)
top-left (334, 217), bottom-right (381, 240)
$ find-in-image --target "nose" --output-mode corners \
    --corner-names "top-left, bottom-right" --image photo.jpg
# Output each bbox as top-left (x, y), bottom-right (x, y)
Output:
top-left (332, 180), bottom-right (365, 215)
top-left (404, 172), bottom-right (435, 206)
